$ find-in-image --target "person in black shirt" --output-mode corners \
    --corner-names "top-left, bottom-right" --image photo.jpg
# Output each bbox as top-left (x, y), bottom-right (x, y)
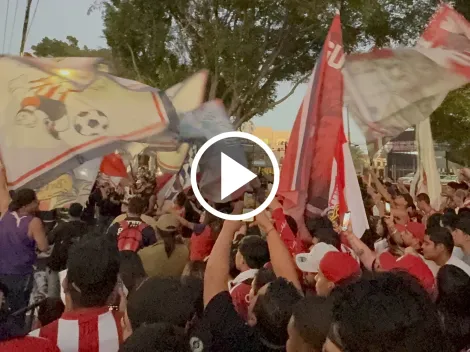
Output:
top-left (48, 203), bottom-right (89, 272)
top-left (94, 183), bottom-right (123, 232)
top-left (107, 197), bottom-right (157, 251)
top-left (190, 205), bottom-right (303, 352)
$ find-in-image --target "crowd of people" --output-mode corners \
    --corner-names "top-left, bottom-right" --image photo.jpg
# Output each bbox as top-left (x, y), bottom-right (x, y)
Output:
top-left (1, 161), bottom-right (470, 352)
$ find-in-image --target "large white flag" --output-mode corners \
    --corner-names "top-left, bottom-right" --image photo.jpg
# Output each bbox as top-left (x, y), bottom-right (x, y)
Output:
top-left (344, 5), bottom-right (470, 155)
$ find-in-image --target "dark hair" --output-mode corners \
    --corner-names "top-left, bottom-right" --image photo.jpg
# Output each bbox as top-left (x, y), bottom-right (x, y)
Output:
top-left (436, 265), bottom-right (470, 351)
top-left (68, 203), bottom-right (83, 218)
top-left (175, 192), bottom-right (187, 207)
top-left (292, 296), bottom-right (333, 351)
top-left (285, 215), bottom-right (298, 235)
top-left (253, 267), bottom-right (276, 295)
top-left (416, 193), bottom-right (430, 204)
top-left (9, 188), bottom-right (37, 211)
top-left (442, 210), bottom-right (459, 230)
top-left (127, 277), bottom-right (197, 330)
top-left (119, 323), bottom-right (189, 352)
top-left (246, 225), bottom-right (262, 237)
top-left (238, 236), bottom-right (270, 269)
top-left (158, 229), bottom-right (183, 258)
top-left (182, 261), bottom-right (206, 282)
top-left (427, 213), bottom-right (444, 230)
top-left (119, 251), bottom-right (147, 292)
top-left (330, 271), bottom-right (448, 352)
top-left (313, 228), bottom-right (340, 249)
top-left (67, 237), bottom-right (120, 308)
top-left (38, 297), bottom-right (65, 327)
top-left (253, 277), bottom-right (303, 346)
top-left (306, 216), bottom-right (333, 237)
top-left (427, 227), bottom-right (454, 254)
top-left (128, 196), bottom-right (147, 215)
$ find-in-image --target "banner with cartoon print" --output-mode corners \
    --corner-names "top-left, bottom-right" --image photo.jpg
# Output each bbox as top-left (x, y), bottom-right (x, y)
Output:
top-left (0, 56), bottom-right (179, 191)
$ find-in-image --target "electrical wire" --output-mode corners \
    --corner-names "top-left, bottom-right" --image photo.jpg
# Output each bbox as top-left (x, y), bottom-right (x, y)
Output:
top-left (25, 0), bottom-right (39, 48)
top-left (2, 0), bottom-right (11, 54)
top-left (8, 0), bottom-right (19, 53)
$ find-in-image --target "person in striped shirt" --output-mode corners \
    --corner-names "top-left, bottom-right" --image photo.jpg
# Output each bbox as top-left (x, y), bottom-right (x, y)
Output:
top-left (30, 237), bottom-right (123, 351)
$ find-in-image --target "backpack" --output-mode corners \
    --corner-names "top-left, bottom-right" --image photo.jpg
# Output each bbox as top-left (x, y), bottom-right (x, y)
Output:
top-left (117, 220), bottom-right (147, 252)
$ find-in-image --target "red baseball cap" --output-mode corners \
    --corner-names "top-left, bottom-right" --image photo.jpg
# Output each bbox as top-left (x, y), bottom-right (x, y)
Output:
top-left (379, 253), bottom-right (435, 293)
top-left (319, 252), bottom-right (360, 284)
top-left (395, 222), bottom-right (425, 243)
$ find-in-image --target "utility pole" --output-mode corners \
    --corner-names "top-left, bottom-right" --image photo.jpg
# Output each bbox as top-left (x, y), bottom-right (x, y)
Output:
top-left (19, 0), bottom-right (33, 56)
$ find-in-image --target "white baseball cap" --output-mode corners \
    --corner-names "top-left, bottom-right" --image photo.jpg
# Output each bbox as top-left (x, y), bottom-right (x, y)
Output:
top-left (295, 243), bottom-right (339, 273)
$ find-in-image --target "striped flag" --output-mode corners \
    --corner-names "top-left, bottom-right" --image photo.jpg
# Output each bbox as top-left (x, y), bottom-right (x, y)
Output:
top-left (279, 13), bottom-right (369, 237)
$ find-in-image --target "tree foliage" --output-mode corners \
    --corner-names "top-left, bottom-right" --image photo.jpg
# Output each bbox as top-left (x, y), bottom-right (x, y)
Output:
top-left (97, 0), bottom-right (440, 128)
top-left (430, 1), bottom-right (470, 166)
top-left (31, 36), bottom-right (128, 76)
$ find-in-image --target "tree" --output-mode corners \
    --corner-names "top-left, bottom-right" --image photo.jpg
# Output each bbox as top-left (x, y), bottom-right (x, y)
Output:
top-left (31, 36), bottom-right (128, 77)
top-left (350, 145), bottom-right (367, 173)
top-left (96, 0), bottom-right (440, 128)
top-left (429, 2), bottom-right (470, 166)
top-left (431, 84), bottom-right (470, 166)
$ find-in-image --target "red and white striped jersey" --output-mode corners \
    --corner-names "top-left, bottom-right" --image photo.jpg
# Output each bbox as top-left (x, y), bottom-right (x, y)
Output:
top-left (30, 307), bottom-right (123, 352)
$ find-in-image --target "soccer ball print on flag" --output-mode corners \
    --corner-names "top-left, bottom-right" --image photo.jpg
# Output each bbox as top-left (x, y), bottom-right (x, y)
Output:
top-left (0, 57), bottom-right (179, 191)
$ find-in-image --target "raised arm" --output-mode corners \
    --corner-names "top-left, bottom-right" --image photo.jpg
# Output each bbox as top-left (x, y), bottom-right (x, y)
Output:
top-left (371, 170), bottom-right (392, 203)
top-left (344, 230), bottom-right (376, 270)
top-left (203, 220), bottom-right (241, 306)
top-left (256, 211), bottom-right (302, 292)
top-left (269, 197), bottom-right (305, 256)
top-left (29, 217), bottom-right (49, 252)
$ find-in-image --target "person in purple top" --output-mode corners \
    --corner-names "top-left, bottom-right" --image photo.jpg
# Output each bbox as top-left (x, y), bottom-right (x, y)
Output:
top-left (0, 188), bottom-right (48, 334)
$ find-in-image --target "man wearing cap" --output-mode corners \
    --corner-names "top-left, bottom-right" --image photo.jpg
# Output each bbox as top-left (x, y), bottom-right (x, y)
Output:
top-left (377, 252), bottom-right (435, 294)
top-left (295, 243), bottom-right (339, 290)
top-left (451, 215), bottom-right (470, 266)
top-left (108, 197), bottom-right (157, 252)
top-left (315, 252), bottom-right (361, 297)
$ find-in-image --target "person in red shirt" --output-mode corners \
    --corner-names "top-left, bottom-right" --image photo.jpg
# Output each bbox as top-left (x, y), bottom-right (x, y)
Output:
top-left (230, 235), bottom-right (270, 320)
top-left (0, 336), bottom-right (61, 351)
top-left (30, 237), bottom-right (123, 351)
top-left (176, 210), bottom-right (223, 261)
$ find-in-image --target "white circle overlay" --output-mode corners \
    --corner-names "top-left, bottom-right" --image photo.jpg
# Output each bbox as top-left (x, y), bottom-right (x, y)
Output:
top-left (190, 131), bottom-right (280, 221)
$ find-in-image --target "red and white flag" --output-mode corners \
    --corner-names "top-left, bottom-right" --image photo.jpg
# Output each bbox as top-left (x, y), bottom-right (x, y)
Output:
top-left (98, 153), bottom-right (129, 187)
top-left (279, 13), bottom-right (368, 237)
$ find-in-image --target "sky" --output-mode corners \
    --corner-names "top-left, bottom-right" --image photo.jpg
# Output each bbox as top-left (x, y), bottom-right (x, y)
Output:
top-left (0, 0), bottom-right (366, 146)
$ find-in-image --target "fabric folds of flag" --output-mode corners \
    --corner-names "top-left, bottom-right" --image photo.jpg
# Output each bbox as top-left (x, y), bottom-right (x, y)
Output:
top-left (344, 5), bottom-right (470, 153)
top-left (279, 13), bottom-right (368, 237)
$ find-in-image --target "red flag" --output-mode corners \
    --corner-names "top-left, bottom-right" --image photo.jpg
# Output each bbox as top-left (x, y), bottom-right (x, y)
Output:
top-left (100, 154), bottom-right (128, 178)
top-left (279, 13), bottom-right (368, 236)
top-left (279, 13), bottom-right (344, 215)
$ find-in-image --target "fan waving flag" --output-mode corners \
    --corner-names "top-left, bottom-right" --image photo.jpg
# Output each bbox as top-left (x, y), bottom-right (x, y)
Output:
top-left (279, 13), bottom-right (368, 237)
top-left (99, 153), bottom-right (129, 186)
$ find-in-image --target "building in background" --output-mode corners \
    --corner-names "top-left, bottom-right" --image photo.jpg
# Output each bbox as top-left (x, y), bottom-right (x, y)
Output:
top-left (252, 127), bottom-right (290, 167)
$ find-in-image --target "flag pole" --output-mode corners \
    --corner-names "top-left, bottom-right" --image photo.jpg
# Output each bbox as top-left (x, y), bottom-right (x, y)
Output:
top-left (19, 0), bottom-right (33, 56)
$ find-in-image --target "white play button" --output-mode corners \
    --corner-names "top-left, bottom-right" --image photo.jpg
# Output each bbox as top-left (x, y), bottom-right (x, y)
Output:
top-left (220, 152), bottom-right (257, 201)
top-left (190, 131), bottom-right (280, 221)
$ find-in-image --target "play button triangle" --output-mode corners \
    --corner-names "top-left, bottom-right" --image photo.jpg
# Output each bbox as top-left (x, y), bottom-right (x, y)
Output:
top-left (220, 152), bottom-right (257, 201)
